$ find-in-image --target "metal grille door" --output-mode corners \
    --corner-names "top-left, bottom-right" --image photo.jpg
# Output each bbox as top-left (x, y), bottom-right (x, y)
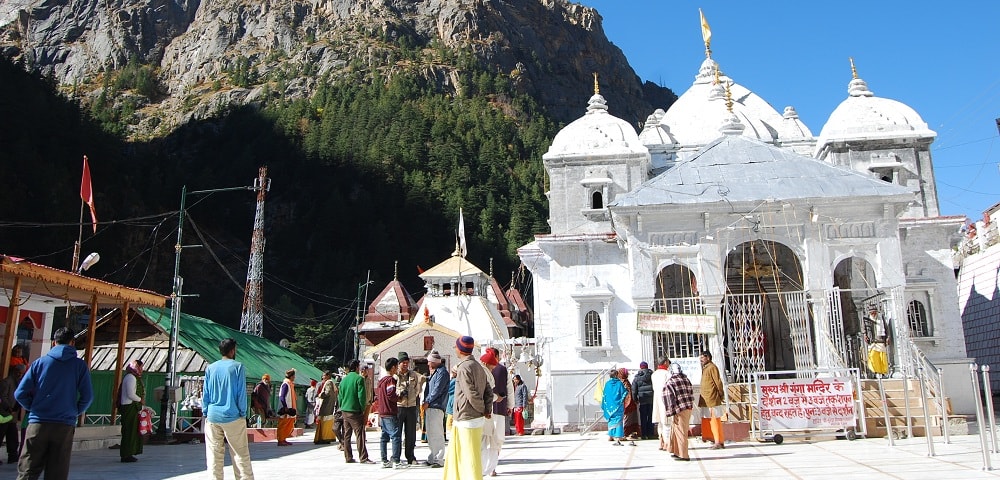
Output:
top-left (724, 294), bottom-right (766, 382)
top-left (781, 291), bottom-right (815, 376)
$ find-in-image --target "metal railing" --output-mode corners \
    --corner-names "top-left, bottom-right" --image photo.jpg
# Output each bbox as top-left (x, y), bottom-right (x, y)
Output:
top-left (903, 334), bottom-right (949, 441)
top-left (650, 296), bottom-right (706, 315)
top-left (575, 369), bottom-right (609, 434)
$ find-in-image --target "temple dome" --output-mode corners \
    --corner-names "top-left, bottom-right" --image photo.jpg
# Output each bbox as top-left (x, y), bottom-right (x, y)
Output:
top-left (545, 93), bottom-right (647, 159)
top-left (817, 75), bottom-right (935, 147)
top-left (657, 58), bottom-right (789, 148)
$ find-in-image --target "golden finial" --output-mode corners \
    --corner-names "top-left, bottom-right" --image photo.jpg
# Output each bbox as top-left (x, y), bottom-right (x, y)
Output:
top-left (394, 260), bottom-right (398, 280)
top-left (593, 72), bottom-right (600, 95)
top-left (849, 57), bottom-right (858, 79)
top-left (725, 81), bottom-right (734, 114)
top-left (714, 63), bottom-right (721, 85)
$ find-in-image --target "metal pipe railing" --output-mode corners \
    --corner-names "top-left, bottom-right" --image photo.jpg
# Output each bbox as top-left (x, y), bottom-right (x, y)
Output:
top-left (877, 374), bottom-right (894, 447)
top-left (937, 367), bottom-right (950, 444)
top-left (983, 365), bottom-right (997, 453)
top-left (916, 365), bottom-right (934, 456)
top-left (971, 363), bottom-right (993, 471)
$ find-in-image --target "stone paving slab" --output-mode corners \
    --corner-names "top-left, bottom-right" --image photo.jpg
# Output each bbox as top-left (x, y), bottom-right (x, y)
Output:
top-left (34, 431), bottom-right (1000, 479)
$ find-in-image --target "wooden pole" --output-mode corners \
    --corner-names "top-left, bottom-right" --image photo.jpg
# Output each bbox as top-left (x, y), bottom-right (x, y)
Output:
top-left (84, 294), bottom-right (98, 369)
top-left (111, 302), bottom-right (130, 425)
top-left (78, 293), bottom-right (100, 427)
top-left (1, 277), bottom-right (22, 378)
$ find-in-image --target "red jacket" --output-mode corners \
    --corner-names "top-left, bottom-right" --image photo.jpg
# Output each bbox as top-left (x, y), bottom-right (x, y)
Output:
top-left (375, 375), bottom-right (398, 417)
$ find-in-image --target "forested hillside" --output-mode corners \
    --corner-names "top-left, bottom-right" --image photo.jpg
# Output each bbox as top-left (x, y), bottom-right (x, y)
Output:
top-left (0, 0), bottom-right (677, 366)
top-left (0, 54), bottom-right (556, 363)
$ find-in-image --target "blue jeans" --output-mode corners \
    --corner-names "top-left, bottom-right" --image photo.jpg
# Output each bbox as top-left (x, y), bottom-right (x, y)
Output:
top-left (379, 416), bottom-right (401, 463)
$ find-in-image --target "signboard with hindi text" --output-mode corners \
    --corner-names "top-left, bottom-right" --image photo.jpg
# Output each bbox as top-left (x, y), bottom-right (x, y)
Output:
top-left (636, 312), bottom-right (716, 334)
top-left (756, 377), bottom-right (857, 431)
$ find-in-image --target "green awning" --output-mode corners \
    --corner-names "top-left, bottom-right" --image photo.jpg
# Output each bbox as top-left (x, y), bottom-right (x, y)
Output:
top-left (136, 307), bottom-right (324, 386)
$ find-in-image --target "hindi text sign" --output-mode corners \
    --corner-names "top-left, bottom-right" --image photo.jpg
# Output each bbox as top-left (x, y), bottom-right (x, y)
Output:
top-left (756, 378), bottom-right (856, 430)
top-left (637, 313), bottom-right (716, 334)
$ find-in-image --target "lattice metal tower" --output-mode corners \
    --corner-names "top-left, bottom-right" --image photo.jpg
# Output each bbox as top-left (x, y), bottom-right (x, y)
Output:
top-left (240, 166), bottom-right (270, 336)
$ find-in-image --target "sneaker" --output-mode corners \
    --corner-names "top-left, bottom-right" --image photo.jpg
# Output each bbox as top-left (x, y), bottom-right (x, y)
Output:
top-left (382, 461), bottom-right (391, 468)
top-left (395, 462), bottom-right (410, 469)
top-left (121, 456), bottom-right (138, 463)
top-left (360, 459), bottom-right (376, 464)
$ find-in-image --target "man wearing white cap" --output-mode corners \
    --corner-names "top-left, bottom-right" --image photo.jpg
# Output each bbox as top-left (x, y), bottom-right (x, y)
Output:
top-left (422, 351), bottom-right (448, 467)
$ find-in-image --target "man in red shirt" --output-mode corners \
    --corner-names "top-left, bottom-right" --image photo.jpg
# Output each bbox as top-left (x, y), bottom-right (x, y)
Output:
top-left (375, 358), bottom-right (401, 469)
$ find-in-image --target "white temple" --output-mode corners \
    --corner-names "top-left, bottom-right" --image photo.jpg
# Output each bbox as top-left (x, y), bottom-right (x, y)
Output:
top-left (519, 43), bottom-right (969, 430)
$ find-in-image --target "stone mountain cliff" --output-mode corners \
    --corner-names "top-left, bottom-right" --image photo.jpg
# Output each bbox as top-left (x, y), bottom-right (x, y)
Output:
top-left (1, 0), bottom-right (675, 134)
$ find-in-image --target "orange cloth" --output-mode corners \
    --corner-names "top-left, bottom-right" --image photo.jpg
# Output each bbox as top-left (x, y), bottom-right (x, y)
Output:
top-left (277, 416), bottom-right (295, 443)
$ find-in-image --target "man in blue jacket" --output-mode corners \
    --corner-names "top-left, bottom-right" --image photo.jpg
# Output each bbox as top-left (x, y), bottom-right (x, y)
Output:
top-left (14, 327), bottom-right (93, 480)
top-left (203, 338), bottom-right (255, 480)
top-left (421, 351), bottom-right (448, 468)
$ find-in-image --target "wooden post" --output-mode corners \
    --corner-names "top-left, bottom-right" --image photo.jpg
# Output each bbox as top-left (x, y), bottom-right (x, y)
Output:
top-left (84, 294), bottom-right (98, 369)
top-left (111, 302), bottom-right (130, 425)
top-left (78, 293), bottom-right (101, 427)
top-left (1, 277), bottom-right (22, 378)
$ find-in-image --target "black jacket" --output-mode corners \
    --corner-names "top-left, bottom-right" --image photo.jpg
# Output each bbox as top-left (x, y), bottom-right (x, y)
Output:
top-left (631, 368), bottom-right (654, 405)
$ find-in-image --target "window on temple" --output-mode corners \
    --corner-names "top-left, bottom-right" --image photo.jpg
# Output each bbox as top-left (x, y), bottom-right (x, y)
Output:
top-left (906, 300), bottom-right (930, 337)
top-left (591, 190), bottom-right (603, 209)
top-left (583, 310), bottom-right (602, 347)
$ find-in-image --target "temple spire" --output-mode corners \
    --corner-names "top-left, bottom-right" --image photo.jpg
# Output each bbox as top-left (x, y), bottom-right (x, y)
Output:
top-left (593, 72), bottom-right (600, 95)
top-left (849, 57), bottom-right (858, 79)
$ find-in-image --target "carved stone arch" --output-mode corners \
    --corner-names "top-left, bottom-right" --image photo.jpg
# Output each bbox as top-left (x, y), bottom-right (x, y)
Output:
top-left (654, 262), bottom-right (699, 300)
top-left (722, 239), bottom-right (807, 380)
top-left (830, 250), bottom-right (880, 285)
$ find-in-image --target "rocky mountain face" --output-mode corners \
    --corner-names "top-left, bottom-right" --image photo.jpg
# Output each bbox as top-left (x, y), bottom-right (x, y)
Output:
top-left (0, 0), bottom-right (675, 134)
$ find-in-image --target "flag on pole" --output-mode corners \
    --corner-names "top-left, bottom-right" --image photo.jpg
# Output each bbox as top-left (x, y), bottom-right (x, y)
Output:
top-left (458, 208), bottom-right (467, 258)
top-left (699, 8), bottom-right (712, 46)
top-left (80, 156), bottom-right (98, 233)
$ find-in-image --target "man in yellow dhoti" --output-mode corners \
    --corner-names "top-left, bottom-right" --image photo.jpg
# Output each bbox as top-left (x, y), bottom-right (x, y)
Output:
top-left (443, 336), bottom-right (492, 480)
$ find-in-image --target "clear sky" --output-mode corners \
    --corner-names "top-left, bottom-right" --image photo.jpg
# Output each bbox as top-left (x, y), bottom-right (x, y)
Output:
top-left (578, 0), bottom-right (999, 222)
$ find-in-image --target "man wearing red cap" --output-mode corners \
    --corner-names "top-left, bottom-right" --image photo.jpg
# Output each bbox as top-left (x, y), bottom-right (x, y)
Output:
top-left (480, 347), bottom-right (510, 477)
top-left (443, 336), bottom-right (492, 480)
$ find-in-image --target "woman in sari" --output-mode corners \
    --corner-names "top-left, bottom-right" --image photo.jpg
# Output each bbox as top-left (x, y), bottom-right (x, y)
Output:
top-left (619, 368), bottom-right (641, 441)
top-left (277, 369), bottom-right (297, 446)
top-left (601, 369), bottom-right (628, 446)
top-left (119, 359), bottom-right (145, 462)
top-left (314, 371), bottom-right (338, 444)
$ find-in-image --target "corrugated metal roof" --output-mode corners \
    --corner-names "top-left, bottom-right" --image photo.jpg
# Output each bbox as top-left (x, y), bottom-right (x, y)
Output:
top-left (612, 135), bottom-right (915, 207)
top-left (87, 341), bottom-right (210, 374)
top-left (135, 307), bottom-right (324, 386)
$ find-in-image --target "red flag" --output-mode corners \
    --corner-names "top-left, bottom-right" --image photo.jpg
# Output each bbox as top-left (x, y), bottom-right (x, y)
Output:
top-left (80, 156), bottom-right (98, 233)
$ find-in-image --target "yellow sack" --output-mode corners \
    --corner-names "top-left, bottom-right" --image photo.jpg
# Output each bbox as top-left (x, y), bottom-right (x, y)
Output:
top-left (593, 375), bottom-right (605, 403)
top-left (867, 343), bottom-right (889, 375)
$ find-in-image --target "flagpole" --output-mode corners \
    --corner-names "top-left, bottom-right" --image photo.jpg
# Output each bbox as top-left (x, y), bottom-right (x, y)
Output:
top-left (72, 195), bottom-right (85, 273)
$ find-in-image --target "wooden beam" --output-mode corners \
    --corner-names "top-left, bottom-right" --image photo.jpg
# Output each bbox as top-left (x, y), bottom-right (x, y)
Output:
top-left (84, 294), bottom-right (98, 370)
top-left (110, 301), bottom-right (130, 425)
top-left (0, 258), bottom-right (167, 307)
top-left (1, 277), bottom-right (22, 378)
top-left (78, 293), bottom-right (101, 427)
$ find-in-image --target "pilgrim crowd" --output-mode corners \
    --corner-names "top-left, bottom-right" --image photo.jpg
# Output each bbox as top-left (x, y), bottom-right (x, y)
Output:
top-left (1, 328), bottom-right (728, 480)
